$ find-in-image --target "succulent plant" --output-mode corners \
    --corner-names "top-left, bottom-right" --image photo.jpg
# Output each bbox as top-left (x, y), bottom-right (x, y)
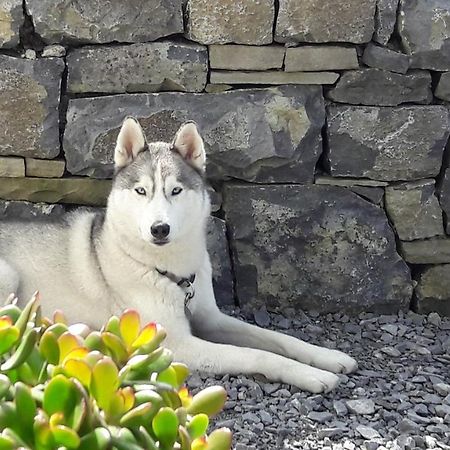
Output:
top-left (0, 293), bottom-right (232, 450)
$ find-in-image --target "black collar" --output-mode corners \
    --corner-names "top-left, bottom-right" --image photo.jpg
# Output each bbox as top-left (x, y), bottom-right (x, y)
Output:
top-left (155, 268), bottom-right (196, 307)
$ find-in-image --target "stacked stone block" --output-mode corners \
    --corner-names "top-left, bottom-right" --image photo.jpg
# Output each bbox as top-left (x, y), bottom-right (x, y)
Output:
top-left (0, 0), bottom-right (449, 315)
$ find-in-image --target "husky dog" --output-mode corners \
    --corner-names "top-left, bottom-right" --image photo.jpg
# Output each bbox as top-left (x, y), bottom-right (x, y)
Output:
top-left (0, 118), bottom-right (357, 393)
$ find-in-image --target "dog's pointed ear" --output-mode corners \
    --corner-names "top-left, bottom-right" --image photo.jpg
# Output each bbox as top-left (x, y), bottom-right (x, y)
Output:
top-left (172, 121), bottom-right (206, 172)
top-left (114, 117), bottom-right (147, 170)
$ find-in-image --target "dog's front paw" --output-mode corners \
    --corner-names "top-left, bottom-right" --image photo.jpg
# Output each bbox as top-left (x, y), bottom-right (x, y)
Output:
top-left (311, 349), bottom-right (358, 374)
top-left (300, 370), bottom-right (341, 394)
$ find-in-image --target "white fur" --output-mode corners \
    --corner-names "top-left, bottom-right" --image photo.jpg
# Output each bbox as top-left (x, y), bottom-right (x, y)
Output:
top-left (0, 119), bottom-right (357, 393)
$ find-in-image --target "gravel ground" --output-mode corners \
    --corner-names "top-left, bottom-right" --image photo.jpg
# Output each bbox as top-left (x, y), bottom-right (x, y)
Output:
top-left (187, 307), bottom-right (450, 450)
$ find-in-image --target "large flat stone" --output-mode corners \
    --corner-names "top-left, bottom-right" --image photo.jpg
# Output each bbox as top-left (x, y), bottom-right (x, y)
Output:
top-left (435, 72), bottom-right (450, 101)
top-left (398, 0), bottom-right (450, 70)
top-left (25, 159), bottom-right (65, 178)
top-left (0, 157), bottom-right (25, 177)
top-left (186, 0), bottom-right (273, 45)
top-left (223, 184), bottom-right (413, 314)
top-left (207, 217), bottom-right (234, 306)
top-left (414, 265), bottom-right (450, 316)
top-left (326, 105), bottom-right (449, 181)
top-left (209, 45), bottom-right (285, 70)
top-left (400, 239), bottom-right (450, 264)
top-left (0, 200), bottom-right (65, 221)
top-left (67, 42), bottom-right (207, 94)
top-left (64, 86), bottom-right (325, 183)
top-left (210, 71), bottom-right (339, 85)
top-left (25, 0), bottom-right (183, 44)
top-left (0, 55), bottom-right (64, 159)
top-left (327, 69), bottom-right (432, 106)
top-left (374, 0), bottom-right (399, 45)
top-left (275, 0), bottom-right (376, 44)
top-left (385, 180), bottom-right (444, 241)
top-left (362, 43), bottom-right (410, 74)
top-left (0, 0), bottom-right (22, 48)
top-left (285, 46), bottom-right (359, 71)
top-left (0, 178), bottom-right (111, 206)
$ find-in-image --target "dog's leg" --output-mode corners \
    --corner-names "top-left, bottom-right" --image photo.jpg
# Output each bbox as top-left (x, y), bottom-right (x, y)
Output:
top-left (190, 266), bottom-right (357, 375)
top-left (167, 333), bottom-right (341, 394)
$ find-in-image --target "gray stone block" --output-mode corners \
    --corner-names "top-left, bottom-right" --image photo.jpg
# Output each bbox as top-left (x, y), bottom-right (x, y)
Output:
top-left (0, 157), bottom-right (25, 177)
top-left (209, 45), bottom-right (285, 70)
top-left (210, 71), bottom-right (339, 85)
top-left (25, 159), bottom-right (65, 178)
top-left (327, 69), bottom-right (432, 106)
top-left (64, 86), bottom-right (325, 183)
top-left (0, 0), bottom-right (22, 48)
top-left (223, 184), bottom-right (413, 314)
top-left (362, 43), bottom-right (410, 74)
top-left (414, 265), bottom-right (450, 316)
top-left (373, 0), bottom-right (399, 45)
top-left (326, 105), bottom-right (449, 181)
top-left (440, 169), bottom-right (450, 234)
top-left (207, 217), bottom-right (234, 306)
top-left (25, 0), bottom-right (184, 44)
top-left (398, 0), bottom-right (450, 70)
top-left (0, 55), bottom-right (64, 159)
top-left (285, 46), bottom-right (359, 72)
top-left (0, 200), bottom-right (65, 221)
top-left (400, 239), bottom-right (450, 264)
top-left (435, 72), bottom-right (450, 101)
top-left (186, 0), bottom-right (274, 45)
top-left (275, 0), bottom-right (376, 44)
top-left (67, 42), bottom-right (208, 94)
top-left (385, 180), bottom-right (444, 241)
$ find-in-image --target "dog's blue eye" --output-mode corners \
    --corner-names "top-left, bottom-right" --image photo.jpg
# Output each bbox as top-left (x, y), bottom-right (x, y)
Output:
top-left (135, 187), bottom-right (146, 196)
top-left (172, 187), bottom-right (183, 196)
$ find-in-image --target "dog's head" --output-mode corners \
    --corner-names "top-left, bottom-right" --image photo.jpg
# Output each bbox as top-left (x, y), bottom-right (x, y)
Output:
top-left (107, 117), bottom-right (210, 248)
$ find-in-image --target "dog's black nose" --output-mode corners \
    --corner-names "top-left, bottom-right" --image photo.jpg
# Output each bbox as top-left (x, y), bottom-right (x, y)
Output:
top-left (151, 222), bottom-right (170, 239)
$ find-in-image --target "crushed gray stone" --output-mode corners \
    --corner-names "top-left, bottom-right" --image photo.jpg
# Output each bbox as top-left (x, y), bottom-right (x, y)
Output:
top-left (186, 307), bottom-right (450, 449)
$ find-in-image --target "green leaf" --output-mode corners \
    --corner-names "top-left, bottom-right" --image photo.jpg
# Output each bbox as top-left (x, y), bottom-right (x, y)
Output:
top-left (0, 327), bottom-right (20, 356)
top-left (152, 407), bottom-right (179, 449)
top-left (44, 322), bottom-right (69, 339)
top-left (43, 374), bottom-right (77, 418)
top-left (14, 382), bottom-right (36, 440)
top-left (178, 425), bottom-right (191, 450)
top-left (119, 402), bottom-right (153, 428)
top-left (39, 330), bottom-right (60, 365)
top-left (0, 403), bottom-right (17, 433)
top-left (134, 389), bottom-right (164, 407)
top-left (0, 435), bottom-right (14, 450)
top-left (0, 304), bottom-right (21, 323)
top-left (84, 332), bottom-right (107, 353)
top-left (78, 428), bottom-right (110, 450)
top-left (146, 348), bottom-right (173, 374)
top-left (156, 366), bottom-right (179, 388)
top-left (206, 428), bottom-right (232, 450)
top-left (186, 386), bottom-right (227, 417)
top-left (187, 414), bottom-right (209, 440)
top-left (103, 316), bottom-right (120, 336)
top-left (90, 357), bottom-right (119, 412)
top-left (119, 309), bottom-right (141, 349)
top-left (51, 425), bottom-right (80, 449)
top-left (34, 410), bottom-right (54, 449)
top-left (171, 363), bottom-right (190, 387)
top-left (1, 328), bottom-right (38, 371)
top-left (101, 332), bottom-right (128, 364)
top-left (0, 375), bottom-right (11, 400)
top-left (0, 428), bottom-right (26, 448)
top-left (14, 293), bottom-right (39, 336)
top-left (137, 426), bottom-right (158, 450)
top-left (136, 328), bottom-right (167, 355)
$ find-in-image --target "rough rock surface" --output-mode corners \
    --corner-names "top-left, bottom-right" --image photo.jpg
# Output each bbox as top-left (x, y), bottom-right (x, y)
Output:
top-left (327, 69), bottom-right (432, 106)
top-left (435, 72), bottom-right (450, 101)
top-left (209, 45), bottom-right (285, 71)
top-left (398, 0), bottom-right (450, 70)
top-left (0, 200), bottom-right (65, 220)
top-left (64, 86), bottom-right (325, 183)
top-left (385, 180), bottom-right (444, 241)
top-left (223, 184), bottom-right (412, 313)
top-left (207, 217), bottom-right (234, 306)
top-left (0, 55), bottom-right (64, 159)
top-left (186, 0), bottom-right (273, 45)
top-left (400, 239), bottom-right (450, 264)
top-left (362, 43), bottom-right (410, 74)
top-left (374, 0), bottom-right (399, 44)
top-left (25, 0), bottom-right (183, 44)
top-left (440, 169), bottom-right (450, 233)
top-left (326, 105), bottom-right (449, 181)
top-left (197, 307), bottom-right (450, 448)
top-left (67, 42), bottom-right (208, 94)
top-left (275, 0), bottom-right (376, 44)
top-left (285, 46), bottom-right (359, 72)
top-left (0, 0), bottom-right (22, 48)
top-left (415, 265), bottom-right (450, 316)
top-left (0, 177), bottom-right (111, 206)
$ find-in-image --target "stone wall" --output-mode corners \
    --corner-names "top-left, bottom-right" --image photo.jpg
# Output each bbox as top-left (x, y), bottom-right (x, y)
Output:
top-left (0, 0), bottom-right (449, 315)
